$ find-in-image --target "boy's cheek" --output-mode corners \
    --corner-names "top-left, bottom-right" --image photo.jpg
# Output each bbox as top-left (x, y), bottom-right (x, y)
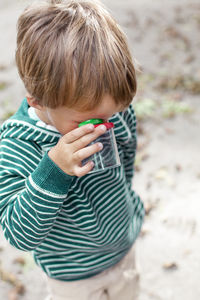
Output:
top-left (58, 124), bottom-right (79, 136)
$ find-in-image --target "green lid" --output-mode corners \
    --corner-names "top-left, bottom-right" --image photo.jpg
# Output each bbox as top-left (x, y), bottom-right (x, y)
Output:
top-left (78, 119), bottom-right (103, 127)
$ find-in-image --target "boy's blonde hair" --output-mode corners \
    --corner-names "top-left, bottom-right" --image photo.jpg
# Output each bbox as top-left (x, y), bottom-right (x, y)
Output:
top-left (16, 0), bottom-right (137, 110)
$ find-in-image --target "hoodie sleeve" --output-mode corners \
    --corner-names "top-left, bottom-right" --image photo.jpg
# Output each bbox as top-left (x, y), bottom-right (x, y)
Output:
top-left (120, 104), bottom-right (137, 185)
top-left (0, 138), bottom-right (73, 251)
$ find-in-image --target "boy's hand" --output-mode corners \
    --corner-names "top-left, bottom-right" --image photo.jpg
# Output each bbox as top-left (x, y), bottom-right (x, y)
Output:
top-left (48, 124), bottom-right (106, 177)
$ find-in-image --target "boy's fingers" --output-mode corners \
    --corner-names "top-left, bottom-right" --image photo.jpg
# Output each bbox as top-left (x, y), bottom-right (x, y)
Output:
top-left (63, 124), bottom-right (95, 144)
top-left (74, 161), bottom-right (94, 177)
top-left (74, 142), bottom-right (103, 161)
top-left (71, 125), bottom-right (106, 152)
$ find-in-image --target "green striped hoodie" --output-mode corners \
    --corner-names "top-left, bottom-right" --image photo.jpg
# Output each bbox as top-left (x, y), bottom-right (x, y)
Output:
top-left (0, 99), bottom-right (144, 281)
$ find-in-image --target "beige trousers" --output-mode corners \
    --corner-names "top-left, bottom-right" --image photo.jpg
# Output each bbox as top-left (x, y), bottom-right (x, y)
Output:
top-left (46, 246), bottom-right (140, 300)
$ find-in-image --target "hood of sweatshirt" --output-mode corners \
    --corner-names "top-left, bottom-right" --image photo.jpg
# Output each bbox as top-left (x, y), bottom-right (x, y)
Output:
top-left (0, 98), bottom-right (61, 151)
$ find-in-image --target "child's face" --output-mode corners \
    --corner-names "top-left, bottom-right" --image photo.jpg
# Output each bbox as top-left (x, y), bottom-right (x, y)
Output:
top-left (34, 94), bottom-right (124, 135)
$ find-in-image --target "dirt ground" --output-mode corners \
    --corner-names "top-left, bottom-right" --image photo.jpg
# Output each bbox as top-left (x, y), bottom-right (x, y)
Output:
top-left (0, 0), bottom-right (200, 299)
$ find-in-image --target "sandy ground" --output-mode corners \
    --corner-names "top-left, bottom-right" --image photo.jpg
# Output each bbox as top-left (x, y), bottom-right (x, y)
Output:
top-left (0, 0), bottom-right (200, 299)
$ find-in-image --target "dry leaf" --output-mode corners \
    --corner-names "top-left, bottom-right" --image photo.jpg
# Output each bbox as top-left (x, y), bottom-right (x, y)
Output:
top-left (163, 262), bottom-right (178, 271)
top-left (13, 257), bottom-right (26, 267)
top-left (0, 263), bottom-right (25, 299)
top-left (8, 285), bottom-right (25, 300)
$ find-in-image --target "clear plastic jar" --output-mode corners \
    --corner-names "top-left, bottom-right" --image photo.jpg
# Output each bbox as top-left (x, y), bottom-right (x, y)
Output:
top-left (79, 119), bottom-right (121, 173)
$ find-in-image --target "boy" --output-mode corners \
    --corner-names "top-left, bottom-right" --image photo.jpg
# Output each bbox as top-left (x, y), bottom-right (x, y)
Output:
top-left (0, 0), bottom-right (144, 299)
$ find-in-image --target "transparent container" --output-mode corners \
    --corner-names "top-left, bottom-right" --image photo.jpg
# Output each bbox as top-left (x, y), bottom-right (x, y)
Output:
top-left (79, 119), bottom-right (121, 173)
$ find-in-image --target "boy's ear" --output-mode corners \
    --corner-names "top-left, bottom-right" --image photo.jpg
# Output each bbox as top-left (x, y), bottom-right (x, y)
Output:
top-left (26, 95), bottom-right (43, 110)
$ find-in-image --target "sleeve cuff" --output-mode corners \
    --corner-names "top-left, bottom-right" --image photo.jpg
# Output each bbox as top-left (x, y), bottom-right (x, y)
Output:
top-left (31, 152), bottom-right (74, 195)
